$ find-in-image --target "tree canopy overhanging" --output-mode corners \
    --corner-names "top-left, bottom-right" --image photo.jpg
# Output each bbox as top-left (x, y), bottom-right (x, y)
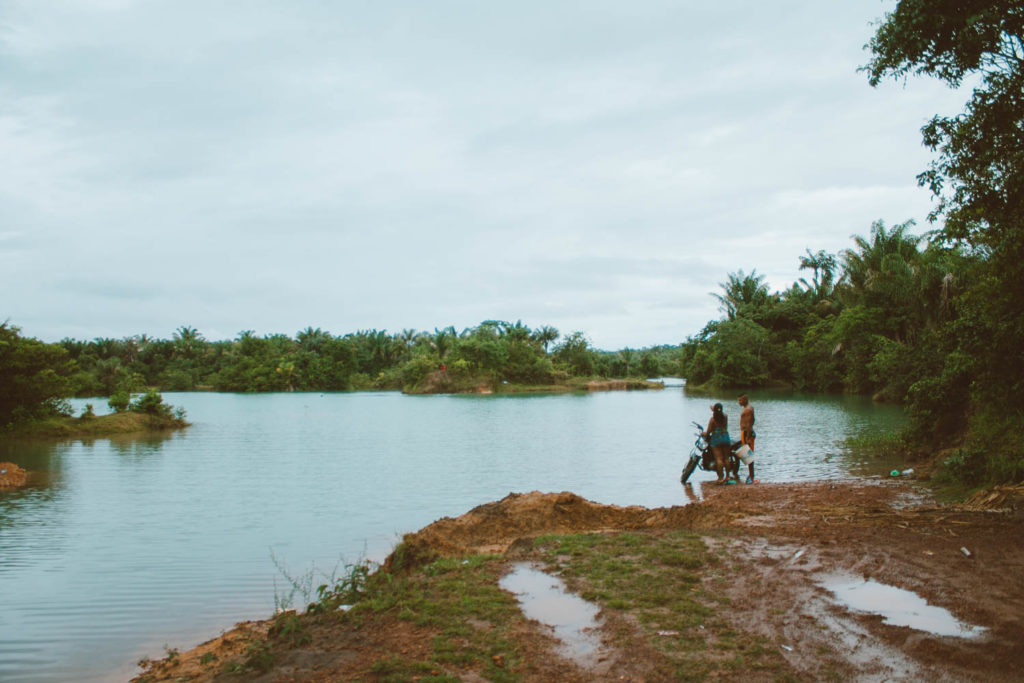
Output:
top-left (867, 0), bottom-right (1024, 484)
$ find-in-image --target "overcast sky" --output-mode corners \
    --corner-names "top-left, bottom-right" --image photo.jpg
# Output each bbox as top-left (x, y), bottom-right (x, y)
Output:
top-left (1, 1), bottom-right (967, 350)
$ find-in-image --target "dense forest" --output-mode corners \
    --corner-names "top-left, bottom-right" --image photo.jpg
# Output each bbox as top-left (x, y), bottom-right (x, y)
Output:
top-left (2, 2), bottom-right (1021, 487)
top-left (680, 219), bottom-right (971, 417)
top-left (54, 322), bottom-right (677, 395)
top-left (0, 319), bottom-right (679, 422)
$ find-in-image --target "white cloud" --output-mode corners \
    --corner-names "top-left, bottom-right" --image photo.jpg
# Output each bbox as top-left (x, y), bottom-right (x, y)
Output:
top-left (0, 0), bottom-right (972, 348)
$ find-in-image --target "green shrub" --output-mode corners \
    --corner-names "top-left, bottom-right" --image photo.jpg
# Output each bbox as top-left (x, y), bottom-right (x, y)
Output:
top-left (108, 391), bottom-right (130, 413)
top-left (131, 388), bottom-right (168, 416)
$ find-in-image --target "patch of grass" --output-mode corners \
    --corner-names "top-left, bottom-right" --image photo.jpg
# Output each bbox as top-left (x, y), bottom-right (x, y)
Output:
top-left (220, 660), bottom-right (246, 675)
top-left (336, 554), bottom-right (526, 679)
top-left (252, 530), bottom-right (789, 680)
top-left (242, 640), bottom-right (274, 673)
top-left (268, 610), bottom-right (311, 646)
top-left (845, 431), bottom-right (907, 451)
top-left (532, 529), bottom-right (786, 679)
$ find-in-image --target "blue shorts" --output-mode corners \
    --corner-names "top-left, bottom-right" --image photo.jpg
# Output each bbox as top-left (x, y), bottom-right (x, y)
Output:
top-left (709, 429), bottom-right (731, 448)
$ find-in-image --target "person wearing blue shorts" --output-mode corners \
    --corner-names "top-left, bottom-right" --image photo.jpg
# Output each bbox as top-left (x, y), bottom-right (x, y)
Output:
top-left (703, 403), bottom-right (733, 484)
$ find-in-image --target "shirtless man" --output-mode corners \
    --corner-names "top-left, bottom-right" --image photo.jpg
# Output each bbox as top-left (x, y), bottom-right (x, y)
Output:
top-left (738, 394), bottom-right (756, 484)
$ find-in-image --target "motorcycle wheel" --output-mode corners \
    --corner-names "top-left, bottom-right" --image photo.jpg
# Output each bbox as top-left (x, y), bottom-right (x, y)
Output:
top-left (680, 456), bottom-right (698, 483)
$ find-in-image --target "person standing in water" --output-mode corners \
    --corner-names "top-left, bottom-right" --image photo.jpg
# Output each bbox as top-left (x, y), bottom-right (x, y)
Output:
top-left (703, 403), bottom-right (733, 484)
top-left (738, 394), bottom-right (756, 484)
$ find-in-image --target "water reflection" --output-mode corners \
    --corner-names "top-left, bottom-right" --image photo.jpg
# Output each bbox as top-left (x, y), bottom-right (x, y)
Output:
top-left (106, 431), bottom-right (180, 457)
top-left (679, 482), bottom-right (704, 504)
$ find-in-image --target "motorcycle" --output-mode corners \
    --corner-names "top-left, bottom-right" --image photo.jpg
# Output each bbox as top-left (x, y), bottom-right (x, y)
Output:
top-left (680, 421), bottom-right (744, 483)
top-left (680, 421), bottom-right (717, 483)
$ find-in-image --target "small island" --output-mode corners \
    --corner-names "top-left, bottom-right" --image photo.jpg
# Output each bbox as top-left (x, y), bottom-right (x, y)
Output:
top-left (3, 409), bottom-right (188, 439)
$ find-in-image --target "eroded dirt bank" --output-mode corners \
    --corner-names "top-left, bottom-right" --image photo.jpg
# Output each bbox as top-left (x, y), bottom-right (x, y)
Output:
top-left (134, 481), bottom-right (1024, 682)
top-left (0, 461), bottom-right (28, 488)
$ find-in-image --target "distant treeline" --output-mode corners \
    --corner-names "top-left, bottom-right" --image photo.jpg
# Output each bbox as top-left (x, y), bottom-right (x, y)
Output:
top-left (0, 319), bottom-right (679, 426)
top-left (50, 322), bottom-right (679, 396)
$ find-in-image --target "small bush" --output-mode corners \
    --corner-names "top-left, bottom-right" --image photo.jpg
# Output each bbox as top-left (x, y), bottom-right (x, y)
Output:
top-left (131, 388), bottom-right (169, 416)
top-left (242, 641), bottom-right (274, 673)
top-left (402, 354), bottom-right (440, 389)
top-left (269, 611), bottom-right (311, 646)
top-left (308, 560), bottom-right (373, 613)
top-left (108, 391), bottom-right (130, 413)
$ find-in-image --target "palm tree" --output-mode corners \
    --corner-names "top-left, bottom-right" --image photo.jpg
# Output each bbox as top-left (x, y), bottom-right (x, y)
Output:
top-left (841, 220), bottom-right (927, 342)
top-left (712, 270), bottom-right (769, 321)
top-left (94, 357), bottom-right (124, 394)
top-left (499, 320), bottom-right (532, 342)
top-left (92, 337), bottom-right (120, 360)
top-left (173, 326), bottom-right (203, 359)
top-left (532, 325), bottom-right (560, 353)
top-left (618, 348), bottom-right (635, 376)
top-left (296, 327), bottom-right (330, 352)
top-left (797, 249), bottom-right (838, 301)
top-left (362, 329), bottom-right (392, 372)
top-left (121, 336), bottom-right (140, 365)
top-left (841, 220), bottom-right (920, 293)
top-left (433, 326), bottom-right (457, 360)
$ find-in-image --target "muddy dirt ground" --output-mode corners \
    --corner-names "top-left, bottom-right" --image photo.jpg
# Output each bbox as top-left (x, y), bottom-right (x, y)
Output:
top-left (134, 481), bottom-right (1024, 682)
top-left (0, 461), bottom-right (28, 488)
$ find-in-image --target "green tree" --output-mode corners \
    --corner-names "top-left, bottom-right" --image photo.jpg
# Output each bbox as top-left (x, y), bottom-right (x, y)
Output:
top-left (432, 326), bottom-right (457, 361)
top-left (0, 322), bottom-right (79, 425)
top-left (840, 220), bottom-right (920, 297)
top-left (552, 331), bottom-right (595, 376)
top-left (296, 327), bottom-right (330, 353)
top-left (531, 325), bottom-right (560, 353)
top-left (865, 0), bottom-right (1024, 481)
top-left (797, 249), bottom-right (838, 301)
top-left (618, 348), bottom-right (635, 376)
top-left (173, 325), bottom-right (204, 359)
top-left (712, 270), bottom-right (770, 321)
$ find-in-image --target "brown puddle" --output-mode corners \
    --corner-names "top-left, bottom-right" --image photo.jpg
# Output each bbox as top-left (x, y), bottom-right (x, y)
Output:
top-left (499, 563), bottom-right (605, 667)
top-left (822, 575), bottom-right (987, 639)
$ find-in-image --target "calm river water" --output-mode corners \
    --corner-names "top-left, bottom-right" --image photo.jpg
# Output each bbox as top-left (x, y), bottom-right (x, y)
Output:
top-left (0, 386), bottom-right (905, 682)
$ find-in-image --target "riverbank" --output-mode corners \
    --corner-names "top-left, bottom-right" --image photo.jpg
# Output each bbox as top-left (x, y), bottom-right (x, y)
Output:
top-left (132, 479), bottom-right (1024, 682)
top-left (2, 411), bottom-right (188, 439)
top-left (403, 371), bottom-right (664, 395)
